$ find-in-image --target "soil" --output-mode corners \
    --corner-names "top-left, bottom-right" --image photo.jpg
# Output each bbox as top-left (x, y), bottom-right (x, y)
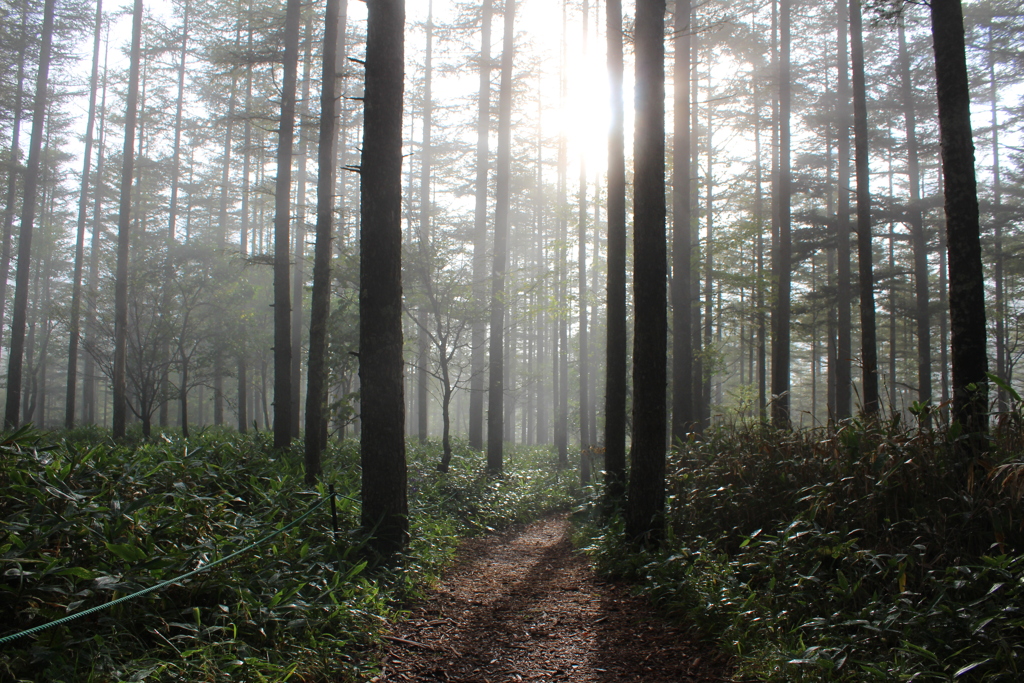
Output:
top-left (370, 515), bottom-right (737, 682)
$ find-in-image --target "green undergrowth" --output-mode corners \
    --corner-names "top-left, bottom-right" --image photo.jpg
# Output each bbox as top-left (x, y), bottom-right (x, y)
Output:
top-left (577, 415), bottom-right (1024, 682)
top-left (0, 427), bottom-right (573, 683)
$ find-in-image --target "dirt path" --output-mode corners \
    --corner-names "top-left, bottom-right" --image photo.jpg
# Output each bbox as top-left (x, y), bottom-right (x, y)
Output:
top-left (372, 515), bottom-right (735, 682)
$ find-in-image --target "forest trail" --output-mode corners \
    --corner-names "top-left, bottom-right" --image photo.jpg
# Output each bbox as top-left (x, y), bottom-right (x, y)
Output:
top-left (369, 515), bottom-right (736, 682)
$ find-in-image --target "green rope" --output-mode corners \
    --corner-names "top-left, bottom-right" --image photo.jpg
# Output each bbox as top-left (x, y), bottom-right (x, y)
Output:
top-left (0, 493), bottom-right (334, 646)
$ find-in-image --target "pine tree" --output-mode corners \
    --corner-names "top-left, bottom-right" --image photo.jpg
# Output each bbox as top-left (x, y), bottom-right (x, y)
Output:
top-left (604, 0), bottom-right (627, 500)
top-left (360, 0), bottom-right (408, 556)
top-left (468, 0), bottom-right (492, 451)
top-left (486, 0), bottom-right (516, 474)
top-left (272, 0), bottom-right (302, 449)
top-left (850, 0), bottom-right (879, 415)
top-left (304, 0), bottom-right (343, 483)
top-left (929, 0), bottom-right (988, 456)
top-left (111, 0), bottom-right (144, 438)
top-left (626, 0), bottom-right (667, 544)
top-left (770, 0), bottom-right (792, 429)
top-left (65, 0), bottom-right (104, 428)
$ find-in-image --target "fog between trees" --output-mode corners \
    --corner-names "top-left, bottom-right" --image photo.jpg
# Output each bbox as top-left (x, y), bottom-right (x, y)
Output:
top-left (0, 0), bottom-right (1015, 505)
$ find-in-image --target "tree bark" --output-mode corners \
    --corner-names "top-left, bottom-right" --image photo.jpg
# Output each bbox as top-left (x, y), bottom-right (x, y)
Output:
top-left (291, 19), bottom-right (314, 437)
top-left (604, 0), bottom-right (627, 500)
top-left (929, 0), bottom-right (988, 454)
top-left (626, 0), bottom-right (667, 544)
top-left (360, 0), bottom-right (408, 556)
top-left (703, 76), bottom-right (713, 428)
top-left (769, 0), bottom-right (791, 429)
top-left (671, 0), bottom-right (693, 439)
top-left (534, 97), bottom-right (548, 445)
top-left (84, 37), bottom-right (110, 425)
top-left (690, 13), bottom-right (704, 428)
top-left (0, 4), bottom-right (28, 372)
top-left (216, 26), bottom-right (240, 428)
top-left (65, 0), bottom-right (104, 428)
top-left (110, 0), bottom-right (144, 438)
top-left (304, 0), bottom-right (341, 483)
top-left (238, 17), bottom-right (254, 433)
top-left (987, 23), bottom-right (1005, 411)
top-left (4, 0), bottom-right (56, 429)
top-left (577, 0), bottom-right (591, 484)
top-left (486, 0), bottom-right (516, 474)
top-left (162, 0), bottom-right (190, 431)
top-left (897, 18), bottom-right (931, 414)
top-left (755, 89), bottom-right (767, 421)
top-left (850, 0), bottom-right (878, 416)
top-left (417, 1), bottom-right (434, 445)
top-left (835, 0), bottom-right (852, 421)
top-left (272, 0), bottom-right (302, 449)
top-left (468, 0), bottom-right (493, 451)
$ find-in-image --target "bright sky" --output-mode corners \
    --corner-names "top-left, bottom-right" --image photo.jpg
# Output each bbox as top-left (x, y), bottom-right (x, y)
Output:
top-left (64, 0), bottom-right (627, 193)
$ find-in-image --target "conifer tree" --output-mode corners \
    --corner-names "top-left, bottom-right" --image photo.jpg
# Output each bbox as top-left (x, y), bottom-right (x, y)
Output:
top-left (272, 0), bottom-right (302, 449)
top-left (111, 0), bottom-right (144, 438)
top-left (626, 0), bottom-right (667, 543)
top-left (486, 0), bottom-right (516, 474)
top-left (604, 0), bottom-right (627, 500)
top-left (929, 0), bottom-right (988, 455)
top-left (360, 0), bottom-right (408, 556)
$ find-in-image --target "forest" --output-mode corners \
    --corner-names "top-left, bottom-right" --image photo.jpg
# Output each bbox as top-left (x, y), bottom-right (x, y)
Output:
top-left (1, 0), bottom-right (1023, 680)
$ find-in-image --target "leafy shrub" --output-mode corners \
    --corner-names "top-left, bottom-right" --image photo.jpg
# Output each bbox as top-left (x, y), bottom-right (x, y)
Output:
top-left (578, 418), bottom-right (1024, 681)
top-left (0, 430), bottom-right (572, 682)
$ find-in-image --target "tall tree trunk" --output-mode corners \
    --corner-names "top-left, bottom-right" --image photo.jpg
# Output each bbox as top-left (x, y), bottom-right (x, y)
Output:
top-left (290, 19), bottom-right (314, 437)
top-left (577, 0), bottom-right (591, 483)
top-left (589, 186), bottom-right (599, 447)
top-left (703, 78), bottom-right (713, 428)
top-left (987, 23), bottom-right (1005, 411)
top-left (110, 0), bottom-right (144, 438)
top-left (23, 249), bottom-right (39, 424)
top-left (534, 91), bottom-right (549, 445)
top-left (671, 0), bottom-right (693, 439)
top-left (898, 18), bottom-right (931, 416)
top-left (417, 1), bottom-right (434, 444)
top-left (84, 36), bottom-right (109, 425)
top-left (158, 0), bottom-right (189, 429)
top-left (66, 0), bottom-right (104, 428)
top-left (26, 168), bottom-right (54, 426)
top-left (305, 0), bottom-right (342, 481)
top-left (850, 0), bottom-right (878, 416)
top-left (769, 0), bottom-right (791, 429)
top-left (604, 0), bottom-right (627, 501)
top-left (215, 26), bottom-right (240, 428)
top-left (938, 210), bottom-right (950, 419)
top-left (626, 0), bottom-right (667, 544)
top-left (690, 15), bottom-right (703, 429)
top-left (5, 0), bottom-right (56, 429)
top-left (238, 17), bottom-right (254, 433)
top-left (360, 0), bottom-right (407, 557)
top-left (929, 0), bottom-right (987, 455)
top-left (835, 0), bottom-right (853, 420)
top-left (754, 88), bottom-right (767, 421)
top-left (401, 112), bottom-right (415, 438)
top-left (0, 4), bottom-right (28, 370)
top-left (554, 0), bottom-right (569, 469)
top-left (486, 0), bottom-right (516, 474)
top-left (887, 175), bottom-right (898, 409)
top-left (273, 0), bottom-right (302, 449)
top-left (468, 0), bottom-right (493, 451)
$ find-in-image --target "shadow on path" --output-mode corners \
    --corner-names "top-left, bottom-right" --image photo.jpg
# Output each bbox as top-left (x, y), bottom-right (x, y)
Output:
top-left (376, 515), bottom-right (735, 682)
